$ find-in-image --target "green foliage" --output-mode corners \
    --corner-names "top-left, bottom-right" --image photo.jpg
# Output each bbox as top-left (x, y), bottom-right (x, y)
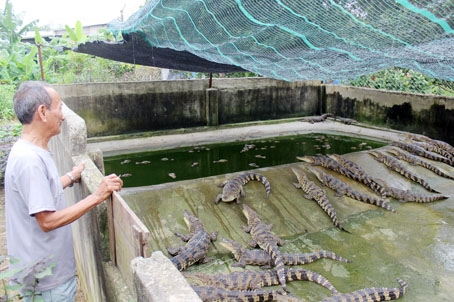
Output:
top-left (0, 0), bottom-right (38, 49)
top-left (2, 0), bottom-right (453, 96)
top-left (0, 84), bottom-right (16, 122)
top-left (0, 255), bottom-right (55, 302)
top-left (0, 1), bottom-right (146, 86)
top-left (0, 0), bottom-right (41, 84)
top-left (346, 68), bottom-right (454, 96)
top-left (64, 21), bottom-right (87, 45)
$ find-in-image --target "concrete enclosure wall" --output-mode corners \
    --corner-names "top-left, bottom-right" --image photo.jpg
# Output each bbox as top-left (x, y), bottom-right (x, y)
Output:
top-left (50, 106), bottom-right (136, 302)
top-left (54, 78), bottom-right (454, 144)
top-left (48, 78), bottom-right (454, 301)
top-left (55, 78), bottom-right (322, 137)
top-left (324, 85), bottom-right (454, 144)
top-left (49, 106), bottom-right (105, 302)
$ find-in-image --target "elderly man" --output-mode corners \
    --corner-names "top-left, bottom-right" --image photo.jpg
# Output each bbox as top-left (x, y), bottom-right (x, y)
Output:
top-left (4, 81), bottom-right (123, 301)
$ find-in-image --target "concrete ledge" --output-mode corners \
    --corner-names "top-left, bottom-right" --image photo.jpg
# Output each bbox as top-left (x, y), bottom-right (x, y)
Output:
top-left (131, 251), bottom-right (201, 302)
top-left (103, 261), bottom-right (135, 302)
top-left (88, 119), bottom-right (406, 157)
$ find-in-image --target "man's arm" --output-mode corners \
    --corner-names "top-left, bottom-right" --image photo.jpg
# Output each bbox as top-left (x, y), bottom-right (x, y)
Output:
top-left (36, 173), bottom-right (123, 232)
top-left (61, 162), bottom-right (85, 189)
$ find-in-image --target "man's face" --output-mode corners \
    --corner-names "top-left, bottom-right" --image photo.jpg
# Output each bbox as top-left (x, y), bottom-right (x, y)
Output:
top-left (45, 88), bottom-right (65, 136)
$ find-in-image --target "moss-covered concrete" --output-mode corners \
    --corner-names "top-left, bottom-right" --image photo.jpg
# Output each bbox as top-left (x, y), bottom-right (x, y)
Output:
top-left (324, 85), bottom-right (454, 144)
top-left (114, 122), bottom-right (454, 301)
top-left (121, 147), bottom-right (454, 301)
top-left (54, 79), bottom-right (454, 146)
top-left (53, 79), bottom-right (322, 137)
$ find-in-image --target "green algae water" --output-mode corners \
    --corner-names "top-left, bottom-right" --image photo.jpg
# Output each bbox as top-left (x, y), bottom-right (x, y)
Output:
top-left (104, 133), bottom-right (385, 187)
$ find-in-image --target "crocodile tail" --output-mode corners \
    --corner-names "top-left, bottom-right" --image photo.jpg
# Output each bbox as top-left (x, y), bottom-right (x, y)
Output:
top-left (403, 171), bottom-right (439, 193)
top-left (365, 178), bottom-right (388, 198)
top-left (414, 176), bottom-right (439, 193)
top-left (397, 278), bottom-right (408, 295)
top-left (321, 278), bottom-right (408, 302)
top-left (317, 250), bottom-right (352, 263)
top-left (420, 180), bottom-right (439, 193)
top-left (262, 242), bottom-right (287, 292)
top-left (316, 195), bottom-right (350, 233)
top-left (286, 268), bottom-right (339, 294)
top-left (283, 250), bottom-right (350, 265)
top-left (352, 191), bottom-right (396, 213)
top-left (378, 152), bottom-right (440, 193)
top-left (411, 194), bottom-right (449, 203)
top-left (377, 199), bottom-right (396, 213)
top-left (192, 285), bottom-right (286, 302)
top-left (242, 172), bottom-right (271, 197)
top-left (419, 161), bottom-right (454, 180)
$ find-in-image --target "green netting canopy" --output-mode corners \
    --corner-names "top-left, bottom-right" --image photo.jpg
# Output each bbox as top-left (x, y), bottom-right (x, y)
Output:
top-left (76, 0), bottom-right (454, 81)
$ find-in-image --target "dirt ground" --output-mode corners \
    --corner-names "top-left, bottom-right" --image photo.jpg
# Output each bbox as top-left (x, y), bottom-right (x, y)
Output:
top-left (0, 188), bottom-right (87, 301)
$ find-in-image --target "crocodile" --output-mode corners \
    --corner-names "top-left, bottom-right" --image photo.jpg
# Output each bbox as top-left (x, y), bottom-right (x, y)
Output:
top-left (167, 210), bottom-right (218, 271)
top-left (391, 140), bottom-right (453, 166)
top-left (215, 172), bottom-right (271, 204)
top-left (327, 154), bottom-right (388, 198)
top-left (309, 167), bottom-right (395, 212)
top-left (241, 204), bottom-right (288, 292)
top-left (321, 278), bottom-right (408, 302)
top-left (192, 285), bottom-right (287, 302)
top-left (220, 238), bottom-right (351, 268)
top-left (185, 267), bottom-right (339, 294)
top-left (412, 141), bottom-right (454, 163)
top-left (300, 113), bottom-right (334, 123)
top-left (384, 186), bottom-right (449, 203)
top-left (298, 155), bottom-right (386, 198)
top-left (386, 147), bottom-right (454, 180)
top-left (297, 155), bottom-right (354, 179)
top-left (336, 117), bottom-right (357, 125)
top-left (407, 134), bottom-right (454, 153)
top-left (368, 150), bottom-right (440, 193)
top-left (291, 166), bottom-right (349, 233)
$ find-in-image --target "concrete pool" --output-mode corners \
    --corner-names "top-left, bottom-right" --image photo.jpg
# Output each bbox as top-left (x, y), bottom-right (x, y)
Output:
top-left (89, 120), bottom-right (454, 301)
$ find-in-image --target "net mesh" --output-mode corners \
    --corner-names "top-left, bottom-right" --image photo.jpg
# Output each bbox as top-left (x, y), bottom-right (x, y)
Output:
top-left (107, 0), bottom-right (454, 81)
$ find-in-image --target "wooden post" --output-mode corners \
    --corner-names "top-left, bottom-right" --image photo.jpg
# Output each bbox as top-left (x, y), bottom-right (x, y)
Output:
top-left (106, 195), bottom-right (116, 265)
top-left (37, 43), bottom-right (45, 81)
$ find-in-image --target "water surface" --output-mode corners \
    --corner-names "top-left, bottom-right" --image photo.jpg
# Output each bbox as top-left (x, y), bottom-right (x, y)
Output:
top-left (105, 133), bottom-right (385, 187)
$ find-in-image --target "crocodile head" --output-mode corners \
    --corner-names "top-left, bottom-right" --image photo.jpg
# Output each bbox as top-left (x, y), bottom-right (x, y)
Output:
top-left (368, 150), bottom-right (381, 158)
top-left (291, 166), bottom-right (309, 184)
top-left (385, 147), bottom-right (400, 156)
top-left (327, 154), bottom-right (342, 162)
top-left (221, 182), bottom-right (240, 202)
top-left (308, 166), bottom-right (325, 182)
top-left (296, 155), bottom-right (315, 163)
top-left (219, 238), bottom-right (243, 253)
top-left (242, 204), bottom-right (260, 224)
top-left (183, 209), bottom-right (202, 231)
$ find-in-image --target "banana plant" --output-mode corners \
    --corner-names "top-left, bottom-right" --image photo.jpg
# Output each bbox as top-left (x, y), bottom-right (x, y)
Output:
top-left (64, 21), bottom-right (87, 45)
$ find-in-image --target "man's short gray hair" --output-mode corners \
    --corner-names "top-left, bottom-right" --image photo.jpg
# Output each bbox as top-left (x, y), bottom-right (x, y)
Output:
top-left (13, 81), bottom-right (52, 125)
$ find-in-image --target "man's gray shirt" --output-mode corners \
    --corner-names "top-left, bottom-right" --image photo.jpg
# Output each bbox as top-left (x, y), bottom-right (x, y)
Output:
top-left (5, 139), bottom-right (75, 291)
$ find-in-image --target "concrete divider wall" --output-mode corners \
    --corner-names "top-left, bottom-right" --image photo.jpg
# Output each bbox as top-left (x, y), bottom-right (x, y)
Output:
top-left (55, 78), bottom-right (323, 137)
